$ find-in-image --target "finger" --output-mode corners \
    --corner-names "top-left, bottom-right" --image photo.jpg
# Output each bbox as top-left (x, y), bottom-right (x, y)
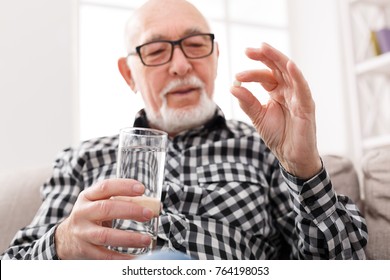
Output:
top-left (230, 85), bottom-right (265, 124)
top-left (287, 60), bottom-right (313, 102)
top-left (235, 69), bottom-right (278, 92)
top-left (244, 47), bottom-right (290, 88)
top-left (83, 198), bottom-right (155, 222)
top-left (85, 225), bottom-right (152, 248)
top-left (109, 229), bottom-right (152, 249)
top-left (98, 248), bottom-right (135, 260)
top-left (111, 196), bottom-right (161, 217)
top-left (244, 47), bottom-right (278, 71)
top-left (83, 179), bottom-right (145, 201)
top-left (246, 43), bottom-right (290, 74)
top-left (80, 243), bottom-right (135, 260)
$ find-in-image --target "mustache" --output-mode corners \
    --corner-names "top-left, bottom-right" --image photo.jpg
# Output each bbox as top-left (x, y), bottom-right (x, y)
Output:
top-left (160, 76), bottom-right (205, 97)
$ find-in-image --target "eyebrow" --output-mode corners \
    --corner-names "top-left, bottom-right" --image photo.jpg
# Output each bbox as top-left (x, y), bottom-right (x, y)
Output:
top-left (144, 27), bottom-right (207, 43)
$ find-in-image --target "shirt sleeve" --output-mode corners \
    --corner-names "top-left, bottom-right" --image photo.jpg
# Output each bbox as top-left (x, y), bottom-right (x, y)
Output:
top-left (278, 163), bottom-right (368, 259)
top-left (0, 148), bottom-right (81, 260)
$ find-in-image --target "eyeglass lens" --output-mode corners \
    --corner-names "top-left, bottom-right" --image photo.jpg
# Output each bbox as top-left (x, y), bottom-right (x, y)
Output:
top-left (139, 34), bottom-right (213, 66)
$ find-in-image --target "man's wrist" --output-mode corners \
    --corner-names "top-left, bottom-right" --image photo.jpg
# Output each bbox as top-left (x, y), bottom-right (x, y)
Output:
top-left (280, 157), bottom-right (323, 180)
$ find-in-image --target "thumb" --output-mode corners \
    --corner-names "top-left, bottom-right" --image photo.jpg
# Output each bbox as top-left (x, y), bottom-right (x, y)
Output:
top-left (230, 85), bottom-right (264, 123)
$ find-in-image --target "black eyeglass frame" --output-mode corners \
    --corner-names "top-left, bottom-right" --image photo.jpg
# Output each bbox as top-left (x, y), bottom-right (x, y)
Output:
top-left (128, 33), bottom-right (215, 67)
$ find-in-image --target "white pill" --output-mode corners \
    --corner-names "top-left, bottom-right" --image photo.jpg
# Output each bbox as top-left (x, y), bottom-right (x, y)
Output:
top-left (233, 80), bottom-right (241, 87)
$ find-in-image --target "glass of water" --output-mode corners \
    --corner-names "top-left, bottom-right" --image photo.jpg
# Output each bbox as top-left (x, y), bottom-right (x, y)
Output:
top-left (110, 127), bottom-right (168, 255)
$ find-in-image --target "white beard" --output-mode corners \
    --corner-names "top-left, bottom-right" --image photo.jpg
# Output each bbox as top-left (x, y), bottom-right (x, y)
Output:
top-left (144, 76), bottom-right (217, 135)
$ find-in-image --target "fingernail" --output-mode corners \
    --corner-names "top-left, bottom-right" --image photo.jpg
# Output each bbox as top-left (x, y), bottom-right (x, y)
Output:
top-left (246, 47), bottom-right (259, 52)
top-left (141, 235), bottom-right (151, 245)
top-left (133, 184), bottom-right (144, 193)
top-left (235, 71), bottom-right (246, 78)
top-left (143, 208), bottom-right (153, 219)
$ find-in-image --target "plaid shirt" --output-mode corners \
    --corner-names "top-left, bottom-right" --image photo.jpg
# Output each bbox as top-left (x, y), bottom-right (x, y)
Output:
top-left (1, 108), bottom-right (367, 259)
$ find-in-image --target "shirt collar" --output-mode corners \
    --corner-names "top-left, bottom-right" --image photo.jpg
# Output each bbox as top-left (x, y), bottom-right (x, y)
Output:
top-left (133, 107), bottom-right (229, 135)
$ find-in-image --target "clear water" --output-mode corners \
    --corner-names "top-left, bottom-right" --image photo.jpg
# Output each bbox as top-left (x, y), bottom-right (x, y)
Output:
top-left (111, 146), bottom-right (166, 255)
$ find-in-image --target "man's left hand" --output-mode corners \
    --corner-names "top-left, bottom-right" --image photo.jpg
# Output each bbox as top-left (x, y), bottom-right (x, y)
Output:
top-left (230, 43), bottom-right (322, 179)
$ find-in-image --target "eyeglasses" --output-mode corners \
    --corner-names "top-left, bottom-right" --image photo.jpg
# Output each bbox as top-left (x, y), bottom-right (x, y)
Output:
top-left (128, 33), bottom-right (215, 67)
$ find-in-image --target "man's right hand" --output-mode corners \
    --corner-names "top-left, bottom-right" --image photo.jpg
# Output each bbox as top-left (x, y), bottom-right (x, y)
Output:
top-left (54, 179), bottom-right (154, 259)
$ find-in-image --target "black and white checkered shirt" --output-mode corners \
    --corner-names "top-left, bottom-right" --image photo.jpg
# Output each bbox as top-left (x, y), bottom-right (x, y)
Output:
top-left (1, 108), bottom-right (367, 259)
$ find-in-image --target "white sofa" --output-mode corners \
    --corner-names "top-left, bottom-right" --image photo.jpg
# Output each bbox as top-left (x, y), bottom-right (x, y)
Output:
top-left (0, 165), bottom-right (51, 254)
top-left (1, 149), bottom-right (389, 259)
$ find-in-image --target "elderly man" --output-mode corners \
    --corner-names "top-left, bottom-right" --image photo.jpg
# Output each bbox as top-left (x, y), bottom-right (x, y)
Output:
top-left (1, 0), bottom-right (367, 260)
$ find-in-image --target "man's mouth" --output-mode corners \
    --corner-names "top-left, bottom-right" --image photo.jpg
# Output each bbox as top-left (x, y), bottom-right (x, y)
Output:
top-left (169, 86), bottom-right (199, 95)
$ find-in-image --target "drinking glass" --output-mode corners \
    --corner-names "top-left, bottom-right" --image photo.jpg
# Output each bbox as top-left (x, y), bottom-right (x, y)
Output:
top-left (110, 127), bottom-right (168, 255)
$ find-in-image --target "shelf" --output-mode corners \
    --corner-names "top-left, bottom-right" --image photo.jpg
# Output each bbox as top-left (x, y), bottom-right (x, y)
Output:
top-left (342, 0), bottom-right (390, 162)
top-left (356, 52), bottom-right (390, 75)
top-left (363, 134), bottom-right (390, 150)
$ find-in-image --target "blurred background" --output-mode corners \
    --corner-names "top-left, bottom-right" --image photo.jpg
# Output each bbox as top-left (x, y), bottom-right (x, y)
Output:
top-left (1, 0), bottom-right (389, 172)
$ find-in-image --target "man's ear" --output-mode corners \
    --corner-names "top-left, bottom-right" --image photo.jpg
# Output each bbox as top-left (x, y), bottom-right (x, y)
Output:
top-left (214, 42), bottom-right (220, 79)
top-left (118, 57), bottom-right (137, 92)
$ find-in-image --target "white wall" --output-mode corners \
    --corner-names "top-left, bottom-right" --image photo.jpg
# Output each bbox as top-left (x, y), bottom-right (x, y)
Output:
top-left (0, 0), bottom-right (78, 170)
top-left (287, 0), bottom-right (352, 159)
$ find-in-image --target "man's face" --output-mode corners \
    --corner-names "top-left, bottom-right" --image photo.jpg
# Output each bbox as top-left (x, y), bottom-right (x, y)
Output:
top-left (125, 0), bottom-right (219, 134)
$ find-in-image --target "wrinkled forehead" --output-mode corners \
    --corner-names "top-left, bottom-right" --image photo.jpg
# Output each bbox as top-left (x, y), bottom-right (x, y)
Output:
top-left (126, 0), bottom-right (211, 48)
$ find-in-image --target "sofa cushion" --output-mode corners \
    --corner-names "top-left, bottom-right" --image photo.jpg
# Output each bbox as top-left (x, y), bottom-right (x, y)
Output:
top-left (362, 148), bottom-right (390, 260)
top-left (322, 155), bottom-right (362, 211)
top-left (0, 165), bottom-right (51, 254)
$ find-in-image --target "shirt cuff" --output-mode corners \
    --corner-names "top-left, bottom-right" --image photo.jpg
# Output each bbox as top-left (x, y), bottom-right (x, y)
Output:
top-left (280, 162), bottom-right (338, 225)
top-left (28, 225), bottom-right (60, 259)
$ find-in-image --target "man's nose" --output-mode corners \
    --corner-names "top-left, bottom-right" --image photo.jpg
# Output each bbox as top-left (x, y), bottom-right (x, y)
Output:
top-left (168, 46), bottom-right (192, 76)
